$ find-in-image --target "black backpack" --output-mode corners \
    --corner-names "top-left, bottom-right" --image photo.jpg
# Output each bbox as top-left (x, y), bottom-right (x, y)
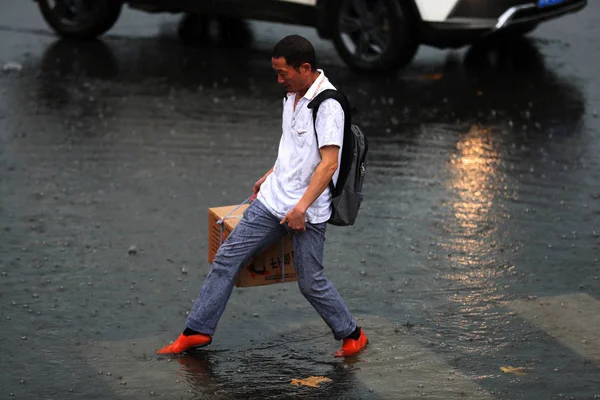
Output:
top-left (307, 89), bottom-right (368, 226)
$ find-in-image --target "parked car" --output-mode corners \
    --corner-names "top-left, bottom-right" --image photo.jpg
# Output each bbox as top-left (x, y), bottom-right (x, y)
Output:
top-left (35, 0), bottom-right (587, 71)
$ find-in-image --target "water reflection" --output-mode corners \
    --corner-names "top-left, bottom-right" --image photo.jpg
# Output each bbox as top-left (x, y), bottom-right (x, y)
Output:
top-left (448, 125), bottom-right (502, 263)
top-left (176, 352), bottom-right (223, 396)
top-left (441, 125), bottom-right (507, 331)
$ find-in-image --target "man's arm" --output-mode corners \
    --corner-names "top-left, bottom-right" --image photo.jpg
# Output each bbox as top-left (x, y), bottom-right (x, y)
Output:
top-left (297, 146), bottom-right (338, 213)
top-left (280, 146), bottom-right (338, 231)
top-left (253, 166), bottom-right (274, 195)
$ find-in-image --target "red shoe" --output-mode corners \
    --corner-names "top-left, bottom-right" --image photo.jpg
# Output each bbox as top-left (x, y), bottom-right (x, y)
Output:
top-left (335, 328), bottom-right (368, 357)
top-left (157, 333), bottom-right (212, 355)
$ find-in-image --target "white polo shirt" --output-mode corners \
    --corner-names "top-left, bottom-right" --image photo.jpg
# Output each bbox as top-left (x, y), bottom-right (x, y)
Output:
top-left (257, 69), bottom-right (344, 224)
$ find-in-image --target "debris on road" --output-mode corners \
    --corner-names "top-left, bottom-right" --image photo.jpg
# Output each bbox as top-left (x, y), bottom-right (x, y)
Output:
top-left (500, 366), bottom-right (532, 375)
top-left (290, 376), bottom-right (332, 388)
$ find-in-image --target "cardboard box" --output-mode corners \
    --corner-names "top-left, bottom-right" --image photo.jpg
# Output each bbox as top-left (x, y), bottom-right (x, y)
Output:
top-left (208, 204), bottom-right (296, 287)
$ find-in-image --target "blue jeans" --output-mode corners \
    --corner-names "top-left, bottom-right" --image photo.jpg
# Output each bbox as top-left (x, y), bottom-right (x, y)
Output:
top-left (186, 199), bottom-right (357, 341)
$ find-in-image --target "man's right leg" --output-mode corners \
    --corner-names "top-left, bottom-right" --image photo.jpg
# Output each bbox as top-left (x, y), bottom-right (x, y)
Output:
top-left (157, 200), bottom-right (285, 354)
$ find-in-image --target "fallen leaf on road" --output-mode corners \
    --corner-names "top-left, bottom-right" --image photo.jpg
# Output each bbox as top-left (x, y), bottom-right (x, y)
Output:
top-left (290, 376), bottom-right (332, 388)
top-left (500, 366), bottom-right (532, 375)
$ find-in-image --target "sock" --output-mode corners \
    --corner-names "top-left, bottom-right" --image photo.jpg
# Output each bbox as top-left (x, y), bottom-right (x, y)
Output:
top-left (347, 327), bottom-right (361, 340)
top-left (183, 327), bottom-right (200, 336)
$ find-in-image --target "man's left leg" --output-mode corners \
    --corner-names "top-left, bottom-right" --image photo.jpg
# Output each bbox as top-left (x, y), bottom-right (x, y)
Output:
top-left (291, 222), bottom-right (368, 356)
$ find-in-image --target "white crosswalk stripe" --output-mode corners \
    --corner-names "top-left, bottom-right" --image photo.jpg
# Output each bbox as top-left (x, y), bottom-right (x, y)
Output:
top-left (508, 293), bottom-right (600, 363)
top-left (347, 317), bottom-right (496, 399)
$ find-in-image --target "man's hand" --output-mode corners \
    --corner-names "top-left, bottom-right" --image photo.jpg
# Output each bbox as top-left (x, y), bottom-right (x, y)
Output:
top-left (281, 206), bottom-right (307, 232)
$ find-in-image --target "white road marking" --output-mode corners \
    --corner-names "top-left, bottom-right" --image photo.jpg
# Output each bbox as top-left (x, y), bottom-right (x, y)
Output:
top-left (508, 293), bottom-right (600, 362)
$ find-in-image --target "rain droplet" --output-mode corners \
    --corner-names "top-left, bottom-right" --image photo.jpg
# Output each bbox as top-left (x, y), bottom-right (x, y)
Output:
top-left (1, 272), bottom-right (7, 276)
top-left (181, 268), bottom-right (188, 274)
top-left (3, 62), bottom-right (22, 72)
top-left (32, 294), bottom-right (39, 299)
top-left (21, 336), bottom-right (27, 340)
top-left (19, 380), bottom-right (25, 384)
top-left (252, 313), bottom-right (260, 318)
top-left (128, 245), bottom-right (137, 255)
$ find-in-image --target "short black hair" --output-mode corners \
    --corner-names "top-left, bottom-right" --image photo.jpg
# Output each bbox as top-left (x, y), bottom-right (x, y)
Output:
top-left (272, 35), bottom-right (317, 72)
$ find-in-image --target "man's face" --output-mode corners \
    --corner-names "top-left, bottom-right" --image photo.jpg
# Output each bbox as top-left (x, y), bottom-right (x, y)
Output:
top-left (272, 57), bottom-right (310, 93)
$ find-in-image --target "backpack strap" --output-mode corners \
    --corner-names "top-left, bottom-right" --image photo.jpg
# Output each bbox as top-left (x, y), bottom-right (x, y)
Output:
top-left (307, 89), bottom-right (352, 131)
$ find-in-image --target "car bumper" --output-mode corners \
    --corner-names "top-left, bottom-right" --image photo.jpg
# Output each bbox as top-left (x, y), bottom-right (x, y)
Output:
top-left (421, 0), bottom-right (587, 48)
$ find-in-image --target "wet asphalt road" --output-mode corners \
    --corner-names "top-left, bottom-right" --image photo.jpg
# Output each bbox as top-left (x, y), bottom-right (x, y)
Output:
top-left (1, 1), bottom-right (600, 399)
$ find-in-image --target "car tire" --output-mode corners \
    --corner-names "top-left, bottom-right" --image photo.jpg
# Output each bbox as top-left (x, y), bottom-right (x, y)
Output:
top-left (330, 0), bottom-right (419, 72)
top-left (38, 0), bottom-right (122, 39)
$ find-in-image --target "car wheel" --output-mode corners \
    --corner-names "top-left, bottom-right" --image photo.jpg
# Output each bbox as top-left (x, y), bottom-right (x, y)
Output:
top-left (38, 0), bottom-right (122, 39)
top-left (330, 0), bottom-right (419, 72)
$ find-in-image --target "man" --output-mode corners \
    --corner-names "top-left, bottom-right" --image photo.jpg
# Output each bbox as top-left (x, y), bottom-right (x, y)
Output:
top-left (157, 35), bottom-right (368, 357)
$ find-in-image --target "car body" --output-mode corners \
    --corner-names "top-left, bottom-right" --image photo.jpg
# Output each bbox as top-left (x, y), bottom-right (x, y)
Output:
top-left (34, 0), bottom-right (587, 71)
